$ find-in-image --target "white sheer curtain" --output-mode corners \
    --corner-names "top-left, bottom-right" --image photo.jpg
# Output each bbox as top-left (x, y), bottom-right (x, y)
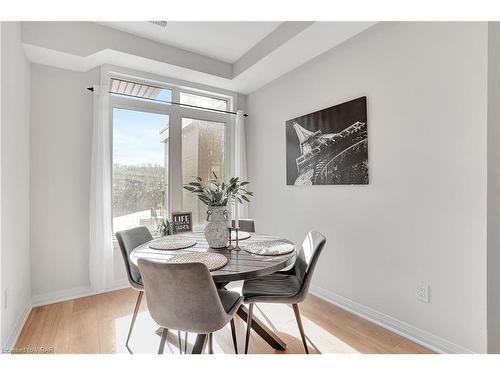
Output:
top-left (89, 85), bottom-right (113, 293)
top-left (234, 110), bottom-right (249, 219)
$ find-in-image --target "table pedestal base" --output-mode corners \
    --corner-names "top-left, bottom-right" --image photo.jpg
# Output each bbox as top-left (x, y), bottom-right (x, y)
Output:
top-left (188, 305), bottom-right (286, 354)
top-left (235, 304), bottom-right (287, 351)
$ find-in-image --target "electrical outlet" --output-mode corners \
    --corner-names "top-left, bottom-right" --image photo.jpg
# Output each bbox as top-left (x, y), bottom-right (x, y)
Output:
top-left (417, 284), bottom-right (430, 303)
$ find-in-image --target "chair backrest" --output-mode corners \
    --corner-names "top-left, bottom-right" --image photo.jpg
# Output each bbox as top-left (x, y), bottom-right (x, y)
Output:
top-left (115, 226), bottom-right (153, 288)
top-left (231, 219), bottom-right (255, 233)
top-left (137, 259), bottom-right (231, 333)
top-left (294, 231), bottom-right (326, 302)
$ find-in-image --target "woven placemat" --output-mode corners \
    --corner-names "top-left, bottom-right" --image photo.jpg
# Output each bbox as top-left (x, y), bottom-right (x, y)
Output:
top-left (166, 252), bottom-right (228, 271)
top-left (149, 237), bottom-right (197, 251)
top-left (231, 230), bottom-right (251, 241)
top-left (242, 239), bottom-right (295, 256)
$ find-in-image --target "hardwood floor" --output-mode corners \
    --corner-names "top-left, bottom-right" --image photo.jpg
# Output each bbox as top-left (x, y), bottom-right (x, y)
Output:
top-left (14, 286), bottom-right (433, 354)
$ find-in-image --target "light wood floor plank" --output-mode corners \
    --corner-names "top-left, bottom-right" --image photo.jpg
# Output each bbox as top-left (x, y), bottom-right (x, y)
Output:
top-left (14, 287), bottom-right (433, 354)
top-left (52, 301), bottom-right (73, 354)
top-left (69, 307), bottom-right (100, 353)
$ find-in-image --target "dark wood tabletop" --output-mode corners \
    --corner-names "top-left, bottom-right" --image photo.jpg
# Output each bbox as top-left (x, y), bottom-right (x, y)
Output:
top-left (130, 231), bottom-right (297, 283)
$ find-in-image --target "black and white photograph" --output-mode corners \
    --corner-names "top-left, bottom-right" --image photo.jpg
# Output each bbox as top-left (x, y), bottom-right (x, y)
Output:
top-left (286, 97), bottom-right (368, 185)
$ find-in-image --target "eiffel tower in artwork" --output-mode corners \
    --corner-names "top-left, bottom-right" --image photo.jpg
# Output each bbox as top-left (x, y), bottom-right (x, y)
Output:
top-left (292, 122), bottom-right (329, 175)
top-left (292, 121), bottom-right (368, 185)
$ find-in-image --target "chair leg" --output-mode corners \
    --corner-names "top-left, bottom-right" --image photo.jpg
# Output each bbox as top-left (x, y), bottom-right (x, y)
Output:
top-left (184, 332), bottom-right (188, 353)
top-left (200, 334), bottom-right (208, 353)
top-left (292, 303), bottom-right (309, 354)
top-left (208, 332), bottom-right (214, 354)
top-left (126, 291), bottom-right (143, 353)
top-left (244, 303), bottom-right (254, 354)
top-left (178, 331), bottom-right (183, 354)
top-left (230, 318), bottom-right (238, 354)
top-left (158, 327), bottom-right (169, 354)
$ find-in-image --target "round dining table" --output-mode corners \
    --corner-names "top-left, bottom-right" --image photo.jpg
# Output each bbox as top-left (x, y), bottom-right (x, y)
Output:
top-left (130, 231), bottom-right (297, 354)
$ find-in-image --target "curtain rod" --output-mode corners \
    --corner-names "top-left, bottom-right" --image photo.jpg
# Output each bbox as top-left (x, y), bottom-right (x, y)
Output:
top-left (86, 87), bottom-right (248, 117)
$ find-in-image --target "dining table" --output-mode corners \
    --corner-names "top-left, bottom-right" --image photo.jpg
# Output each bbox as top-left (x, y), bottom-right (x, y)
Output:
top-left (130, 231), bottom-right (297, 354)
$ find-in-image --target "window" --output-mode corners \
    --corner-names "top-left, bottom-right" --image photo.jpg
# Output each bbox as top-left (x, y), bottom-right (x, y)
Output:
top-left (181, 118), bottom-right (226, 226)
top-left (110, 78), bottom-right (173, 104)
top-left (180, 92), bottom-right (227, 112)
top-left (112, 108), bottom-right (169, 233)
top-left (110, 76), bottom-right (231, 234)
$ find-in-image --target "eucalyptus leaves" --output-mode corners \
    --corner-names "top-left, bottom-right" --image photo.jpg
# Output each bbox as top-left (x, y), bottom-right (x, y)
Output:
top-left (183, 172), bottom-right (253, 207)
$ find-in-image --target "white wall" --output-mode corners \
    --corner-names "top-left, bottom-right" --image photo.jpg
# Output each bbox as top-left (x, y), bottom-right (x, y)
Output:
top-left (0, 20), bottom-right (3, 347)
top-left (30, 64), bottom-right (98, 299)
top-left (0, 22), bottom-right (31, 349)
top-left (487, 21), bottom-right (500, 354)
top-left (246, 22), bottom-right (488, 353)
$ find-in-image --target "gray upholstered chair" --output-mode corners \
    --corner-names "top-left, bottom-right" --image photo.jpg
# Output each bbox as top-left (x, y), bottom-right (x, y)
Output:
top-left (138, 259), bottom-right (244, 354)
top-left (115, 226), bottom-right (152, 353)
top-left (231, 219), bottom-right (255, 233)
top-left (242, 231), bottom-right (326, 354)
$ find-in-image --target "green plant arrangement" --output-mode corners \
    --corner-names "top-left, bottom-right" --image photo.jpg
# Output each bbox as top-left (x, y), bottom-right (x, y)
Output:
top-left (157, 218), bottom-right (173, 237)
top-left (183, 172), bottom-right (253, 207)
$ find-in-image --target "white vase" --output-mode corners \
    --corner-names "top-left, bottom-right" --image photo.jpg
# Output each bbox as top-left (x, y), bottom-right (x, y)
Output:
top-left (204, 205), bottom-right (230, 248)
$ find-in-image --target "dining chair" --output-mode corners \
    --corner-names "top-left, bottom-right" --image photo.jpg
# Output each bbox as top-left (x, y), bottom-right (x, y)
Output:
top-left (115, 226), bottom-right (153, 353)
top-left (231, 219), bottom-right (255, 232)
top-left (241, 230), bottom-right (326, 354)
top-left (138, 259), bottom-right (244, 354)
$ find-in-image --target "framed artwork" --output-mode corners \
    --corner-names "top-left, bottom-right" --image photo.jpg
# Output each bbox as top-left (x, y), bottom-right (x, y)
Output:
top-left (286, 96), bottom-right (368, 185)
top-left (171, 212), bottom-right (193, 233)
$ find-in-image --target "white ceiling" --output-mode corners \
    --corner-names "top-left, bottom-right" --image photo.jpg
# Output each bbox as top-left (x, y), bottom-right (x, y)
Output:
top-left (22, 21), bottom-right (377, 94)
top-left (98, 21), bottom-right (281, 63)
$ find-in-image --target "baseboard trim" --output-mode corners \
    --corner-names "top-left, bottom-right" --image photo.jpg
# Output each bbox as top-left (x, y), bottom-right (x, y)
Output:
top-left (108, 278), bottom-right (129, 291)
top-left (3, 304), bottom-right (32, 353)
top-left (310, 285), bottom-right (475, 354)
top-left (31, 283), bottom-right (129, 308)
top-left (31, 285), bottom-right (94, 307)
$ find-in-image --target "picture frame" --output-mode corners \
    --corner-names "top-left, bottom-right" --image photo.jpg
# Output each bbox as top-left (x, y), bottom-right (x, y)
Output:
top-left (171, 212), bottom-right (193, 233)
top-left (286, 96), bottom-right (368, 185)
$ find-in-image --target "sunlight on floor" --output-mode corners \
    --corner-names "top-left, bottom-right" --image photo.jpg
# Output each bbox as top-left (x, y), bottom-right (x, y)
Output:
top-left (114, 312), bottom-right (171, 354)
top-left (112, 302), bottom-right (360, 354)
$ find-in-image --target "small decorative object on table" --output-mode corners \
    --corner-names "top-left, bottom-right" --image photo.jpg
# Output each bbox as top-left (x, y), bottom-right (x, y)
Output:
top-left (227, 227), bottom-right (241, 251)
top-left (171, 212), bottom-right (192, 234)
top-left (183, 172), bottom-right (253, 249)
top-left (157, 218), bottom-right (173, 237)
